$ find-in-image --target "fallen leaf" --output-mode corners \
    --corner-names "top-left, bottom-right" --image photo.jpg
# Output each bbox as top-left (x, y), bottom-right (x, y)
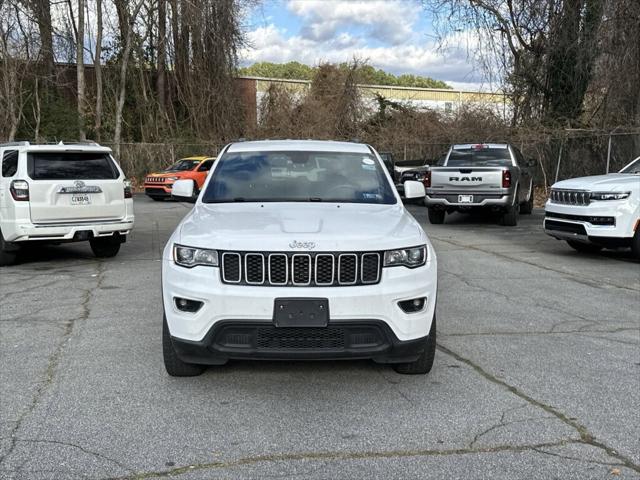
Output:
top-left (611, 468), bottom-right (621, 475)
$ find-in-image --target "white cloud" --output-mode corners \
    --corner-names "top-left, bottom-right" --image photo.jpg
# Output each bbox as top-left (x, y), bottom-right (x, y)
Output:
top-left (287, 0), bottom-right (420, 45)
top-left (241, 24), bottom-right (488, 89)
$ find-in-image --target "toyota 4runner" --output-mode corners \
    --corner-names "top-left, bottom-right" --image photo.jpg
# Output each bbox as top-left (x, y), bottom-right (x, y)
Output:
top-left (0, 141), bottom-right (134, 266)
top-left (162, 140), bottom-right (438, 376)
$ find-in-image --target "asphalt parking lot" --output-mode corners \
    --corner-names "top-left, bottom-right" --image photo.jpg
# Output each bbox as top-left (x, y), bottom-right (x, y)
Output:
top-left (1, 196), bottom-right (639, 480)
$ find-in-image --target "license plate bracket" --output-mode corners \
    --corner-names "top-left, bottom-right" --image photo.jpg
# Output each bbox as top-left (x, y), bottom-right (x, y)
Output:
top-left (273, 298), bottom-right (329, 328)
top-left (458, 194), bottom-right (474, 203)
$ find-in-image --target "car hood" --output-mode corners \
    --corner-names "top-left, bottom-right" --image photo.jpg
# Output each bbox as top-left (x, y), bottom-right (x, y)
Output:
top-left (177, 202), bottom-right (426, 252)
top-left (553, 174), bottom-right (639, 192)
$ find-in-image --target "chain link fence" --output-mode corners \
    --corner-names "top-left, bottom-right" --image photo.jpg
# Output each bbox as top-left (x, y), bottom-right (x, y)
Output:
top-left (108, 132), bottom-right (639, 193)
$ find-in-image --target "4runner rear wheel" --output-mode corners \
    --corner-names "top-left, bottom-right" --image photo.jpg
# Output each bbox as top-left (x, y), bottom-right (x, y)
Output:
top-left (163, 314), bottom-right (206, 377)
top-left (632, 228), bottom-right (640, 260)
top-left (566, 240), bottom-right (603, 254)
top-left (90, 236), bottom-right (121, 258)
top-left (428, 208), bottom-right (445, 225)
top-left (0, 230), bottom-right (19, 267)
top-left (392, 316), bottom-right (436, 375)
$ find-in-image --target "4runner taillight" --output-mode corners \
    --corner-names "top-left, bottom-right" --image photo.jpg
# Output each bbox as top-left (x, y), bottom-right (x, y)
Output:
top-left (502, 170), bottom-right (511, 188)
top-left (10, 180), bottom-right (29, 201)
top-left (124, 180), bottom-right (133, 199)
top-left (423, 171), bottom-right (431, 188)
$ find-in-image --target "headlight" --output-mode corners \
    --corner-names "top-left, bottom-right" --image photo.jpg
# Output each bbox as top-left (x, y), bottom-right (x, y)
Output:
top-left (173, 244), bottom-right (218, 268)
top-left (590, 192), bottom-right (630, 201)
top-left (166, 176), bottom-right (179, 181)
top-left (384, 246), bottom-right (427, 268)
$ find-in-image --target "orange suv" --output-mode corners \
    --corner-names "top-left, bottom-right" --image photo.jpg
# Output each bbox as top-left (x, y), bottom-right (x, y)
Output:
top-left (144, 156), bottom-right (215, 201)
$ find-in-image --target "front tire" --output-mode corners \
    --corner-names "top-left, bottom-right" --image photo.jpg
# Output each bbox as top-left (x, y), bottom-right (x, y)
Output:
top-left (0, 230), bottom-right (19, 267)
top-left (566, 240), bottom-right (603, 254)
top-left (163, 315), bottom-right (206, 377)
top-left (392, 316), bottom-right (436, 375)
top-left (428, 208), bottom-right (446, 225)
top-left (90, 236), bottom-right (121, 258)
top-left (520, 190), bottom-right (534, 214)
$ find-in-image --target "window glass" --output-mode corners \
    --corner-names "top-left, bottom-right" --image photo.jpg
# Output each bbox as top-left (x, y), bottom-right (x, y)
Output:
top-left (447, 147), bottom-right (512, 167)
top-left (164, 159), bottom-right (201, 172)
top-left (203, 150), bottom-right (396, 204)
top-left (1, 150), bottom-right (18, 177)
top-left (620, 158), bottom-right (640, 174)
top-left (198, 160), bottom-right (214, 172)
top-left (28, 152), bottom-right (119, 180)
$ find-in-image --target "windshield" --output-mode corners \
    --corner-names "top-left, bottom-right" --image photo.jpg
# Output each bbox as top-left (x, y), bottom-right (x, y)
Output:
top-left (202, 150), bottom-right (396, 204)
top-left (164, 159), bottom-right (200, 172)
top-left (447, 147), bottom-right (512, 167)
top-left (619, 157), bottom-right (640, 174)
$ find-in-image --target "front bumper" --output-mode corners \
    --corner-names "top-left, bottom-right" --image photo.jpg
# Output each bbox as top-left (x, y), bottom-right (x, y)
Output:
top-left (169, 320), bottom-right (430, 365)
top-left (544, 200), bottom-right (638, 244)
top-left (144, 185), bottom-right (173, 197)
top-left (162, 258), bottom-right (437, 344)
top-left (425, 190), bottom-right (514, 208)
top-left (5, 218), bottom-right (134, 242)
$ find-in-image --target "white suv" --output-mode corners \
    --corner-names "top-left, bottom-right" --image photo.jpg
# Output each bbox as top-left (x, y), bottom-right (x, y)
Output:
top-left (0, 141), bottom-right (134, 266)
top-left (545, 156), bottom-right (640, 258)
top-left (162, 140), bottom-right (438, 376)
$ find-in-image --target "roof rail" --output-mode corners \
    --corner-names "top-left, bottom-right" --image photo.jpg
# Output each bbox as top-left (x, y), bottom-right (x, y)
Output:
top-left (0, 141), bottom-right (30, 147)
top-left (1, 140), bottom-right (103, 148)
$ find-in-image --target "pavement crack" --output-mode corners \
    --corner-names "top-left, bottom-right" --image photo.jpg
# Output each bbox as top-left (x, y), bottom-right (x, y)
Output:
top-left (436, 343), bottom-right (640, 474)
top-left (104, 439), bottom-right (578, 480)
top-left (531, 446), bottom-right (625, 468)
top-left (0, 262), bottom-right (106, 470)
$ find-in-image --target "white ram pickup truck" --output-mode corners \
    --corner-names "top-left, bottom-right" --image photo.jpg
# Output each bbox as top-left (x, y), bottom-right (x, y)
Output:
top-left (0, 141), bottom-right (134, 266)
top-left (544, 156), bottom-right (640, 258)
top-left (162, 140), bottom-right (438, 376)
top-left (424, 143), bottom-right (535, 226)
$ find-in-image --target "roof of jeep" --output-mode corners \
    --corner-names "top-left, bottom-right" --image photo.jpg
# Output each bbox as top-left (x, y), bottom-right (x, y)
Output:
top-left (179, 156), bottom-right (213, 161)
top-left (227, 140), bottom-right (371, 154)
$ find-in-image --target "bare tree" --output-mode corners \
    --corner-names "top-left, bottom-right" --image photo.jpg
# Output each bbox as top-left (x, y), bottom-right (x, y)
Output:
top-left (94, 0), bottom-right (103, 140)
top-left (76, 0), bottom-right (86, 140)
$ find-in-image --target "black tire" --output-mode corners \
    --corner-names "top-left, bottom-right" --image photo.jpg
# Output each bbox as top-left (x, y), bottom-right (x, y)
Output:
top-left (520, 191), bottom-right (534, 215)
top-left (632, 228), bottom-right (640, 260)
top-left (393, 316), bottom-right (437, 375)
top-left (0, 230), bottom-right (19, 267)
top-left (500, 203), bottom-right (519, 226)
top-left (163, 314), bottom-right (206, 377)
top-left (566, 240), bottom-right (603, 254)
top-left (428, 208), bottom-right (446, 225)
top-left (89, 236), bottom-right (121, 258)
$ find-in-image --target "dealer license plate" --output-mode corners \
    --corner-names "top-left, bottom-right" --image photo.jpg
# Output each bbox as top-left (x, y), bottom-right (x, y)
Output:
top-left (458, 195), bottom-right (474, 203)
top-left (71, 194), bottom-right (91, 205)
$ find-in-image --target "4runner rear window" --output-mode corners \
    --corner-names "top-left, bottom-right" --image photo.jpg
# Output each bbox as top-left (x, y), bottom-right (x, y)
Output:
top-left (28, 152), bottom-right (119, 180)
top-left (447, 147), bottom-right (512, 167)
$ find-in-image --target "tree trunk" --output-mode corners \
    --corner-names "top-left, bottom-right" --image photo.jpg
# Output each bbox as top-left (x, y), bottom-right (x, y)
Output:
top-left (94, 0), bottom-right (103, 141)
top-left (113, 0), bottom-right (145, 159)
top-left (156, 0), bottom-right (167, 113)
top-left (76, 0), bottom-right (86, 140)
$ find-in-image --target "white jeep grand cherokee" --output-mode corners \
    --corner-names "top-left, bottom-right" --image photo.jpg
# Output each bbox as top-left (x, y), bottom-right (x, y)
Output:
top-left (0, 141), bottom-right (134, 266)
top-left (162, 140), bottom-right (438, 376)
top-left (545, 156), bottom-right (640, 258)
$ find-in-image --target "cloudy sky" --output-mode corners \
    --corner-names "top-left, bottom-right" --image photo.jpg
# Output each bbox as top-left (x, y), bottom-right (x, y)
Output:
top-left (241, 0), bottom-right (491, 91)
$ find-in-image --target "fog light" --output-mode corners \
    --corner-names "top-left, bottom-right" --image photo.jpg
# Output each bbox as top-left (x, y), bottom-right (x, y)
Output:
top-left (174, 297), bottom-right (203, 313)
top-left (398, 297), bottom-right (426, 313)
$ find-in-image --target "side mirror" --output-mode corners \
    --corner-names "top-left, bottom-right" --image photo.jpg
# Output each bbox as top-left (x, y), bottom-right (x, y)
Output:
top-left (404, 180), bottom-right (426, 199)
top-left (172, 179), bottom-right (196, 203)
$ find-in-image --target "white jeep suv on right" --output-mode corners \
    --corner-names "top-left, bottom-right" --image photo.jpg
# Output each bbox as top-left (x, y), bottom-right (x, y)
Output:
top-left (0, 141), bottom-right (134, 266)
top-left (544, 156), bottom-right (640, 258)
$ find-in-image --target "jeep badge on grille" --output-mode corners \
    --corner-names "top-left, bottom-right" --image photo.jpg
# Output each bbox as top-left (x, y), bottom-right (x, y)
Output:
top-left (289, 241), bottom-right (316, 250)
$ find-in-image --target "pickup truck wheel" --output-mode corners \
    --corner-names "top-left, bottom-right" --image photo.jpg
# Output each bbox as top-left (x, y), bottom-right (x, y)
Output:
top-left (500, 204), bottom-right (519, 226)
top-left (0, 231), bottom-right (19, 267)
top-left (163, 314), bottom-right (206, 377)
top-left (428, 208), bottom-right (446, 224)
top-left (90, 236), bottom-right (121, 258)
top-left (632, 228), bottom-right (640, 260)
top-left (567, 240), bottom-right (602, 254)
top-left (392, 316), bottom-right (436, 375)
top-left (520, 192), bottom-right (534, 214)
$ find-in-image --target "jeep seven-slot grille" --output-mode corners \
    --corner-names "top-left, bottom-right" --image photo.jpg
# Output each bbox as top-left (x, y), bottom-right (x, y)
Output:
top-left (220, 251), bottom-right (382, 287)
top-left (550, 189), bottom-right (590, 206)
